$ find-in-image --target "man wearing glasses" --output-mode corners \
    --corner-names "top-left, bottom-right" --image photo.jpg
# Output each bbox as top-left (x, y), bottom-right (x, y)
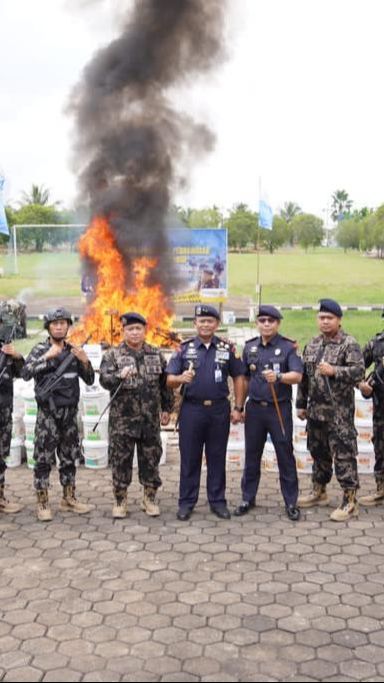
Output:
top-left (234, 305), bottom-right (303, 521)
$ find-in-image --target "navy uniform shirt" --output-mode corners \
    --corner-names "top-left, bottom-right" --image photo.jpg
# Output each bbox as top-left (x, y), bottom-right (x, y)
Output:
top-left (243, 333), bottom-right (303, 403)
top-left (166, 335), bottom-right (244, 400)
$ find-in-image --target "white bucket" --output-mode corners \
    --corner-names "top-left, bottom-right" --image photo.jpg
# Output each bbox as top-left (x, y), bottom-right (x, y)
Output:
top-left (83, 344), bottom-right (103, 371)
top-left (23, 414), bottom-right (36, 443)
top-left (24, 393), bottom-right (38, 416)
top-left (357, 442), bottom-right (375, 474)
top-left (293, 419), bottom-right (307, 445)
top-left (228, 422), bottom-right (245, 443)
top-left (25, 441), bottom-right (35, 470)
top-left (356, 418), bottom-right (373, 444)
top-left (82, 390), bottom-right (109, 416)
top-left (83, 439), bottom-right (108, 469)
top-left (264, 440), bottom-right (278, 472)
top-left (82, 414), bottom-right (108, 441)
top-left (12, 414), bottom-right (24, 439)
top-left (226, 443), bottom-right (245, 470)
top-left (294, 442), bottom-right (313, 474)
top-left (355, 389), bottom-right (373, 420)
top-left (6, 437), bottom-right (23, 468)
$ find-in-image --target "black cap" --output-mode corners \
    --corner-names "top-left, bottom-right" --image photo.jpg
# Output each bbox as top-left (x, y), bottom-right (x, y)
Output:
top-left (120, 312), bottom-right (147, 327)
top-left (257, 305), bottom-right (283, 320)
top-left (44, 308), bottom-right (73, 330)
top-left (319, 299), bottom-right (343, 318)
top-left (195, 304), bottom-right (220, 320)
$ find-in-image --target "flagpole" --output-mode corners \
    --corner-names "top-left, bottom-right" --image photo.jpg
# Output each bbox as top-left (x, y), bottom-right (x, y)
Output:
top-left (256, 176), bottom-right (262, 308)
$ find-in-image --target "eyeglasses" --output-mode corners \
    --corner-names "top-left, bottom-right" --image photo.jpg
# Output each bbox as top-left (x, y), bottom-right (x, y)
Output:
top-left (257, 317), bottom-right (276, 324)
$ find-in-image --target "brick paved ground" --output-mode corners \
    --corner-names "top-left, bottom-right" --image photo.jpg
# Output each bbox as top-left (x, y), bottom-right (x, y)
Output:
top-left (1, 450), bottom-right (384, 682)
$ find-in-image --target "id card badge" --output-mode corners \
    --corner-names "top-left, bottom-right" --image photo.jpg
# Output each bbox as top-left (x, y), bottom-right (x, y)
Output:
top-left (214, 367), bottom-right (222, 383)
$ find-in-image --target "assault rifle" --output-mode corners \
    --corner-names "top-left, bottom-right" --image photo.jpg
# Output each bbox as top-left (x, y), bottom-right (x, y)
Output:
top-left (36, 334), bottom-right (92, 409)
top-left (0, 323), bottom-right (17, 382)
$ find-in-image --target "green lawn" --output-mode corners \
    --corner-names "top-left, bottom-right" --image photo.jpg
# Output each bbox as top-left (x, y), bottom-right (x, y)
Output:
top-left (0, 252), bottom-right (81, 298)
top-left (229, 248), bottom-right (384, 304)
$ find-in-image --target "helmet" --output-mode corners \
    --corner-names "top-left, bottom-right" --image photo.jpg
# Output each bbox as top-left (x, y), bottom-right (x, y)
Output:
top-left (43, 308), bottom-right (73, 330)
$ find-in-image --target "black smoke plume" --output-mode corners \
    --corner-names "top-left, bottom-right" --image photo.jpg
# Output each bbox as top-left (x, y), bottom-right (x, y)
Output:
top-left (69, 0), bottom-right (227, 295)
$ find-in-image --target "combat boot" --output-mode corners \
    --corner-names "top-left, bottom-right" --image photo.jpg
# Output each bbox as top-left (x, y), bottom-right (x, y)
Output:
top-left (330, 490), bottom-right (359, 522)
top-left (359, 481), bottom-right (384, 506)
top-left (298, 483), bottom-right (328, 508)
top-left (0, 485), bottom-right (22, 514)
top-left (112, 490), bottom-right (128, 519)
top-left (141, 486), bottom-right (160, 516)
top-left (36, 490), bottom-right (53, 522)
top-left (60, 485), bottom-right (92, 514)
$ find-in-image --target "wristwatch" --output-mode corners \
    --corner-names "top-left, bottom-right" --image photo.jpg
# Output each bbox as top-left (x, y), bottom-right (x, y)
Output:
top-left (234, 405), bottom-right (244, 412)
top-left (276, 372), bottom-right (283, 382)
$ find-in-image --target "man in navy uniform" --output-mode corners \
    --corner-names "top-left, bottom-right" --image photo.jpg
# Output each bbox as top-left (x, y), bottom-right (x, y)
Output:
top-left (166, 304), bottom-right (244, 521)
top-left (234, 305), bottom-right (303, 521)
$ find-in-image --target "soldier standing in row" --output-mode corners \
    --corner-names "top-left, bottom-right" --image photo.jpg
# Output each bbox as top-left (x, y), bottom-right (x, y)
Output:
top-left (99, 312), bottom-right (174, 519)
top-left (358, 313), bottom-right (384, 506)
top-left (234, 305), bottom-right (303, 521)
top-left (166, 304), bottom-right (244, 521)
top-left (23, 308), bottom-right (94, 521)
top-left (296, 299), bottom-right (365, 521)
top-left (0, 335), bottom-right (24, 513)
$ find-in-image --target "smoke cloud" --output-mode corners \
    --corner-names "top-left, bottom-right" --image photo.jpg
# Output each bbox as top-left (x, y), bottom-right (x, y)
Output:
top-left (69, 0), bottom-right (227, 295)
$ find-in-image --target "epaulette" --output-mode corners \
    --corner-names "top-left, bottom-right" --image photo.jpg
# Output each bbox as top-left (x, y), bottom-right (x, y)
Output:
top-left (244, 335), bottom-right (260, 345)
top-left (181, 337), bottom-right (195, 346)
top-left (280, 335), bottom-right (299, 350)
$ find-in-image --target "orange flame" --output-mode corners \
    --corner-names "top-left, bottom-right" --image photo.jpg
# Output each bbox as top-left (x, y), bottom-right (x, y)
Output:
top-left (71, 216), bottom-right (174, 346)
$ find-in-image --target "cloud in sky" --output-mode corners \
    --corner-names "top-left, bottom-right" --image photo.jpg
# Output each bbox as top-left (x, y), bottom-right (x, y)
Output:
top-left (1, 0), bottom-right (384, 219)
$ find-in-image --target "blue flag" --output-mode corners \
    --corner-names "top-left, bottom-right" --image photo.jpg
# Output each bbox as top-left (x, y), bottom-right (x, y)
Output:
top-left (259, 198), bottom-right (273, 230)
top-left (0, 174), bottom-right (9, 236)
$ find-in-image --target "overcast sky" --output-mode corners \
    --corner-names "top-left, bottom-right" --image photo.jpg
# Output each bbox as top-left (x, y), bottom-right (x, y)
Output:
top-left (1, 0), bottom-right (384, 223)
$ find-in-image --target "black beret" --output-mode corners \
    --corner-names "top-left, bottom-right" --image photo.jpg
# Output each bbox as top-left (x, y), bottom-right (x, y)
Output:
top-left (195, 304), bottom-right (220, 320)
top-left (120, 312), bottom-right (147, 326)
top-left (257, 305), bottom-right (283, 320)
top-left (319, 299), bottom-right (343, 318)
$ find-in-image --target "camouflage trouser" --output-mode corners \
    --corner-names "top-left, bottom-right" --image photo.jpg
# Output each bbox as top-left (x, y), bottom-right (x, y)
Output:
top-left (33, 405), bottom-right (81, 491)
top-left (108, 414), bottom-right (162, 494)
top-left (307, 418), bottom-right (359, 490)
top-left (0, 406), bottom-right (12, 487)
top-left (372, 411), bottom-right (384, 485)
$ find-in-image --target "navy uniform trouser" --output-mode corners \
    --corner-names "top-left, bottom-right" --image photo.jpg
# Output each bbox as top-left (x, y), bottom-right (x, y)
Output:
top-left (178, 400), bottom-right (230, 509)
top-left (242, 400), bottom-right (298, 507)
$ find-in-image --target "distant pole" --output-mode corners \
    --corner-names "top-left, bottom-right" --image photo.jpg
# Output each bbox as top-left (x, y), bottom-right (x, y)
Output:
top-left (256, 177), bottom-right (262, 308)
top-left (12, 226), bottom-right (18, 275)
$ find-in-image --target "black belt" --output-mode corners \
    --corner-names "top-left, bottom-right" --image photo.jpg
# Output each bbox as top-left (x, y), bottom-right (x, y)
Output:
top-left (250, 399), bottom-right (288, 407)
top-left (184, 398), bottom-right (228, 406)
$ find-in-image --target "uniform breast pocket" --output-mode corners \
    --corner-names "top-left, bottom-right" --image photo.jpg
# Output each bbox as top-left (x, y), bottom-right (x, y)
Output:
top-left (144, 356), bottom-right (162, 381)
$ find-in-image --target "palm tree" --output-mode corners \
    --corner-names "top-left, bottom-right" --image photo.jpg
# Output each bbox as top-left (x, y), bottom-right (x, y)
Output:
top-left (20, 184), bottom-right (55, 206)
top-left (331, 189), bottom-right (353, 222)
top-left (280, 201), bottom-right (302, 223)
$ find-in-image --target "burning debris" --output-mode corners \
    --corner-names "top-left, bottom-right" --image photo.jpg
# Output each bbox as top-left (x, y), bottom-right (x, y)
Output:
top-left (69, 0), bottom-right (227, 345)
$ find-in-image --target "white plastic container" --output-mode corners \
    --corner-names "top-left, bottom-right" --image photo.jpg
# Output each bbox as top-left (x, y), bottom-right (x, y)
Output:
top-left (357, 443), bottom-right (375, 473)
top-left (355, 388), bottom-right (373, 420)
top-left (293, 419), bottom-right (307, 445)
top-left (82, 414), bottom-right (108, 441)
top-left (294, 442), bottom-right (313, 474)
top-left (356, 418), bottom-right (373, 444)
top-left (23, 393), bottom-right (38, 416)
top-left (12, 414), bottom-right (24, 439)
top-left (83, 439), bottom-right (109, 469)
top-left (228, 422), bottom-right (245, 443)
top-left (25, 441), bottom-right (35, 470)
top-left (226, 444), bottom-right (245, 470)
top-left (264, 441), bottom-right (278, 472)
top-left (6, 437), bottom-right (23, 468)
top-left (83, 344), bottom-right (103, 371)
top-left (23, 414), bottom-right (36, 443)
top-left (82, 390), bottom-right (109, 416)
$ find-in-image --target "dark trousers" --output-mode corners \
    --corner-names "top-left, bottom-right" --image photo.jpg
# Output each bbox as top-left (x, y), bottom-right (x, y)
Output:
top-left (178, 400), bottom-right (230, 509)
top-left (242, 400), bottom-right (298, 507)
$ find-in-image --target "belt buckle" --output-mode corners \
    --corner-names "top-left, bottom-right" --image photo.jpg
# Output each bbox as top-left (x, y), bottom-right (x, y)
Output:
top-left (203, 400), bottom-right (213, 406)
top-left (260, 401), bottom-right (268, 407)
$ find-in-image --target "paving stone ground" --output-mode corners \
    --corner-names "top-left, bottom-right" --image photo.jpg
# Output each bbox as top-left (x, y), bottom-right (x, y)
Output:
top-left (1, 446), bottom-right (384, 682)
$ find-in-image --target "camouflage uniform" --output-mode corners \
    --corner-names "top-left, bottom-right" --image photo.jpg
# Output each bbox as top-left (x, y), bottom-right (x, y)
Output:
top-left (362, 332), bottom-right (384, 486)
top-left (99, 342), bottom-right (174, 498)
top-left (23, 339), bottom-right (94, 490)
top-left (0, 352), bottom-right (24, 486)
top-left (296, 330), bottom-right (365, 490)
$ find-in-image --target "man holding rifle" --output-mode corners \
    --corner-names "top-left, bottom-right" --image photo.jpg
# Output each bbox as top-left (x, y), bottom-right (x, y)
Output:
top-left (358, 312), bottom-right (384, 506)
top-left (234, 305), bottom-right (303, 521)
top-left (297, 299), bottom-right (365, 521)
top-left (0, 323), bottom-right (24, 513)
top-left (23, 308), bottom-right (94, 521)
top-left (99, 312), bottom-right (174, 519)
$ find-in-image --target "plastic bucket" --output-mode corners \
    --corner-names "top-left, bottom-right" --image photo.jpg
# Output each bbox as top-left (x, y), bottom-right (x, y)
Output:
top-left (12, 414), bottom-right (24, 439)
top-left (226, 443), bottom-right (245, 470)
top-left (357, 443), bottom-right (375, 474)
top-left (356, 418), bottom-right (373, 444)
top-left (23, 394), bottom-right (38, 416)
top-left (82, 414), bottom-right (108, 441)
top-left (25, 441), bottom-right (35, 470)
top-left (23, 414), bottom-right (36, 443)
top-left (293, 419), bottom-right (307, 445)
top-left (294, 442), bottom-right (313, 473)
top-left (264, 440), bottom-right (278, 472)
top-left (6, 437), bottom-right (23, 468)
top-left (82, 439), bottom-right (108, 469)
top-left (82, 390), bottom-right (109, 416)
top-left (355, 389), bottom-right (373, 420)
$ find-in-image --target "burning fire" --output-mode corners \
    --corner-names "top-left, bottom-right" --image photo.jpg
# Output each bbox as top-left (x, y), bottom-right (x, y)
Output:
top-left (70, 216), bottom-right (175, 346)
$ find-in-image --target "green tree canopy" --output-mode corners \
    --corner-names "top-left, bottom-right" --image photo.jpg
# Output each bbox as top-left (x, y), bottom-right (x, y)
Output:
top-left (331, 189), bottom-right (353, 222)
top-left (291, 213), bottom-right (324, 251)
top-left (225, 204), bottom-right (258, 250)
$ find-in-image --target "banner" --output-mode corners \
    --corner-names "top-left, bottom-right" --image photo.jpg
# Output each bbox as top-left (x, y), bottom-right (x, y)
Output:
top-left (0, 174), bottom-right (9, 237)
top-left (168, 228), bottom-right (227, 303)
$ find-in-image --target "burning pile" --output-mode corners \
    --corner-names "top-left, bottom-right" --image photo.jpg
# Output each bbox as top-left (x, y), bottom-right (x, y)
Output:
top-left (69, 0), bottom-right (227, 345)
